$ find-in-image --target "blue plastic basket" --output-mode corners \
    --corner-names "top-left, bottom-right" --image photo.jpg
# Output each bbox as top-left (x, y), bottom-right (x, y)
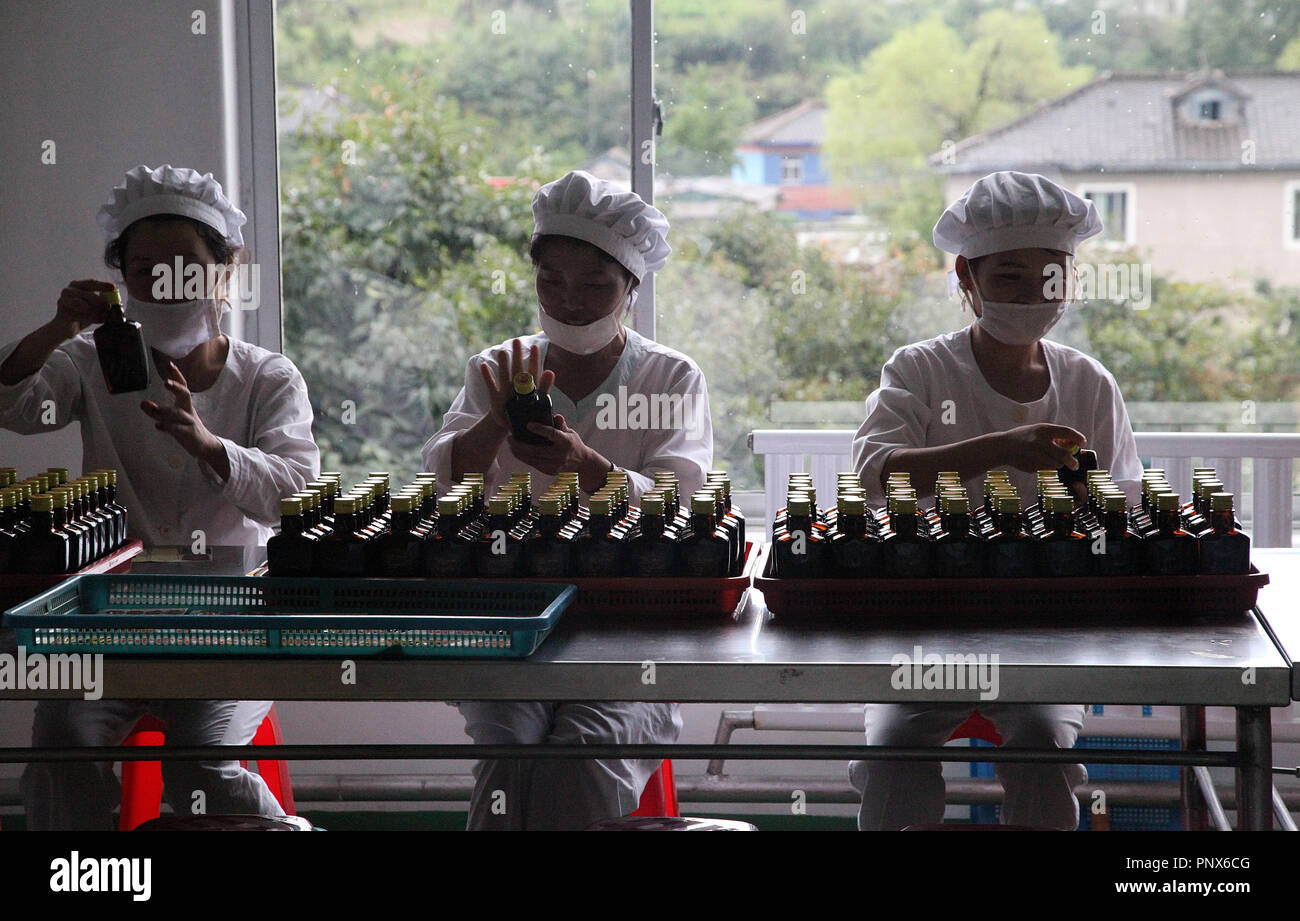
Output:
top-left (2, 574), bottom-right (575, 658)
top-left (969, 735), bottom-right (1183, 830)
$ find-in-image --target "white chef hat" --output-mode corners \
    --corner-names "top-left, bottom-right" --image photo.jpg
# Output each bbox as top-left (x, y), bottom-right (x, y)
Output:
top-left (531, 170), bottom-right (670, 281)
top-left (933, 171), bottom-right (1101, 259)
top-left (97, 164), bottom-right (247, 248)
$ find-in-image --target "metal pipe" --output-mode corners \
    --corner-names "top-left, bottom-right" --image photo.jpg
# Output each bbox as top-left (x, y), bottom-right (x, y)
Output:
top-left (1181, 705), bottom-right (1208, 830)
top-left (1274, 785), bottom-right (1298, 832)
top-left (707, 710), bottom-right (754, 776)
top-left (1236, 706), bottom-right (1274, 830)
top-left (1193, 766), bottom-right (1232, 831)
top-left (0, 742), bottom-right (1244, 766)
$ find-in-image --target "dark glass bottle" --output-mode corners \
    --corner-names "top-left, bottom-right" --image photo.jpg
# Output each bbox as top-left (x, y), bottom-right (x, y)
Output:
top-left (1035, 494), bottom-right (1092, 576)
top-left (92, 287), bottom-right (150, 393)
top-left (828, 495), bottom-right (879, 578)
top-left (1095, 493), bottom-right (1142, 576)
top-left (267, 497), bottom-right (318, 577)
top-left (506, 371), bottom-right (555, 445)
top-left (22, 493), bottom-right (71, 574)
top-left (626, 493), bottom-right (679, 577)
top-left (987, 495), bottom-right (1035, 578)
top-left (523, 498), bottom-right (574, 577)
top-left (882, 496), bottom-right (931, 578)
top-left (678, 493), bottom-right (731, 577)
top-left (95, 470), bottom-right (127, 548)
top-left (377, 494), bottom-right (427, 577)
top-left (473, 497), bottom-right (524, 577)
top-left (774, 495), bottom-right (827, 578)
top-left (1198, 492), bottom-right (1251, 575)
top-left (932, 496), bottom-right (986, 577)
top-left (0, 488), bottom-right (20, 574)
top-left (573, 496), bottom-right (626, 576)
top-left (315, 496), bottom-right (369, 577)
top-left (1145, 492), bottom-right (1198, 575)
top-left (425, 496), bottom-right (474, 577)
top-left (52, 487), bottom-right (89, 570)
top-left (77, 476), bottom-right (111, 560)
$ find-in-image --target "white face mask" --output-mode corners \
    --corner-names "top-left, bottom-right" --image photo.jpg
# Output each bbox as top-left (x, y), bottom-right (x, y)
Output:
top-left (971, 288), bottom-right (1068, 346)
top-left (125, 294), bottom-right (225, 359)
top-left (537, 304), bottom-right (625, 355)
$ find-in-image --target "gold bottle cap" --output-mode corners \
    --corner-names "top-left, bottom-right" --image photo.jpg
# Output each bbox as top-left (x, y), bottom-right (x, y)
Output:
top-left (280, 497), bottom-right (303, 515)
top-left (640, 494), bottom-right (664, 514)
top-left (1155, 492), bottom-right (1181, 511)
top-left (786, 496), bottom-right (812, 516)
top-left (1047, 495), bottom-right (1074, 513)
top-left (390, 495), bottom-right (416, 513)
top-left (333, 497), bottom-right (357, 514)
top-left (1210, 492), bottom-right (1235, 511)
top-left (31, 494), bottom-right (54, 512)
top-left (103, 287), bottom-right (122, 307)
top-left (996, 495), bottom-right (1022, 514)
top-left (512, 372), bottom-right (536, 394)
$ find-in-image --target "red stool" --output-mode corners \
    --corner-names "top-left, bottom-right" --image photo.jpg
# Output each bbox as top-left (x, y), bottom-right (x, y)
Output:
top-left (630, 760), bottom-right (679, 817)
top-left (118, 705), bottom-right (294, 831)
top-left (949, 711), bottom-right (1002, 746)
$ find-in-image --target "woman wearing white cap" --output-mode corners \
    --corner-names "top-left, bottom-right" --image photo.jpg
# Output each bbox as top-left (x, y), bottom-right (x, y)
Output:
top-left (422, 170), bottom-right (712, 830)
top-left (0, 164), bottom-right (319, 829)
top-left (850, 171), bottom-right (1143, 830)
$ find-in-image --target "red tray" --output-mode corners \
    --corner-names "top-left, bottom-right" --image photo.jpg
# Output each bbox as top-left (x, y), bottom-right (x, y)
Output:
top-left (0, 539), bottom-right (144, 608)
top-left (752, 542), bottom-right (1269, 619)
top-left (251, 541), bottom-right (759, 619)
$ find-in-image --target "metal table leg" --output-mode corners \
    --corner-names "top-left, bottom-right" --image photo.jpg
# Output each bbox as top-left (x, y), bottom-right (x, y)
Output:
top-left (1235, 706), bottom-right (1273, 830)
top-left (1180, 705), bottom-right (1208, 831)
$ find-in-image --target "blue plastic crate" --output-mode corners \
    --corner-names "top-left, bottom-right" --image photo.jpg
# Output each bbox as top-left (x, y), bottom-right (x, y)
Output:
top-left (3, 574), bottom-right (575, 658)
top-left (970, 735), bottom-right (1183, 829)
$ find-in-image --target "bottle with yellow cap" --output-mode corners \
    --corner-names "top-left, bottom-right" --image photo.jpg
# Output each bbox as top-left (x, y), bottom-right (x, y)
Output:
top-left (20, 493), bottom-right (72, 574)
top-left (1197, 492), bottom-right (1251, 575)
top-left (92, 286), bottom-right (151, 393)
top-left (1145, 492), bottom-right (1197, 576)
top-left (377, 494), bottom-right (429, 577)
top-left (0, 489), bottom-right (18, 573)
top-left (881, 495), bottom-right (930, 578)
top-left (425, 494), bottom-right (475, 577)
top-left (315, 496), bottom-right (371, 577)
top-left (987, 495), bottom-right (1035, 578)
top-left (573, 494), bottom-right (627, 576)
top-left (828, 494), bottom-right (879, 578)
top-left (932, 494), bottom-right (986, 578)
top-left (1035, 494), bottom-right (1091, 576)
top-left (680, 492), bottom-right (731, 577)
top-left (626, 492), bottom-right (678, 577)
top-left (267, 497), bottom-right (318, 577)
top-left (1094, 493), bottom-right (1142, 577)
top-left (50, 487), bottom-right (89, 571)
top-left (474, 494), bottom-right (527, 577)
top-left (522, 495), bottom-right (575, 576)
top-left (506, 371), bottom-right (555, 445)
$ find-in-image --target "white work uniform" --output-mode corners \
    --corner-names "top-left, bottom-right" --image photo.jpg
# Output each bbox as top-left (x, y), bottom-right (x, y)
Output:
top-left (849, 325), bottom-right (1143, 830)
top-left (423, 328), bottom-right (712, 830)
top-left (0, 330), bottom-right (319, 829)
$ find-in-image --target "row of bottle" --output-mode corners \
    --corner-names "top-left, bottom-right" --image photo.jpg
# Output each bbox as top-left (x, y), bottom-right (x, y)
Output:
top-left (770, 466), bottom-right (1252, 579)
top-left (0, 467), bottom-right (130, 574)
top-left (266, 468), bottom-right (748, 579)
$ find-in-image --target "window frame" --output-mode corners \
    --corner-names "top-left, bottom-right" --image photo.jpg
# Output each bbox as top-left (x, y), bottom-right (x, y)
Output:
top-left (1078, 182), bottom-right (1138, 248)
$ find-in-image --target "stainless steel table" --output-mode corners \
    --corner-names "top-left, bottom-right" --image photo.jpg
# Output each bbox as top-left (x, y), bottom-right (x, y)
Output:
top-left (1253, 548), bottom-right (1300, 699)
top-left (1, 550), bottom-right (1293, 829)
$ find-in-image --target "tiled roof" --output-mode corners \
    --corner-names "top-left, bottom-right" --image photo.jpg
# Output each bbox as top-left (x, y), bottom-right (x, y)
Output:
top-left (931, 70), bottom-right (1300, 173)
top-left (740, 100), bottom-right (827, 147)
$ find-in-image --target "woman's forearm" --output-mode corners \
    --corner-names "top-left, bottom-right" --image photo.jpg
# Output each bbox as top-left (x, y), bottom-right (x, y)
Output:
top-left (0, 321), bottom-right (71, 386)
top-left (449, 413), bottom-right (510, 482)
top-left (878, 432), bottom-right (1009, 497)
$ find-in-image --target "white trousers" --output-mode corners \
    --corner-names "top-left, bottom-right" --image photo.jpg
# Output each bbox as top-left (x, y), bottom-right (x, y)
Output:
top-left (456, 700), bottom-right (683, 831)
top-left (21, 698), bottom-right (282, 830)
top-left (850, 703), bottom-right (1087, 831)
